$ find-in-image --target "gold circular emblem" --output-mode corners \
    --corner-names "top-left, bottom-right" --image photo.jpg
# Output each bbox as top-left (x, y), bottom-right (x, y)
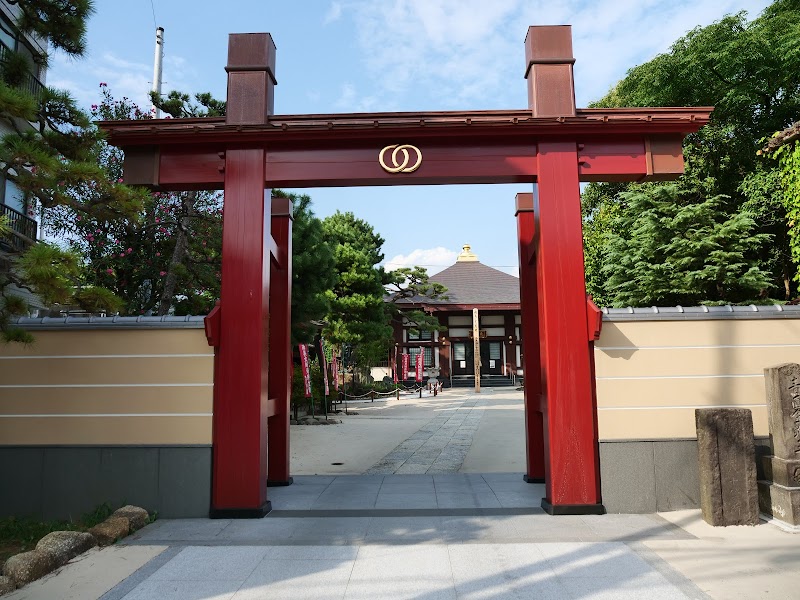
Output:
top-left (379, 144), bottom-right (422, 173)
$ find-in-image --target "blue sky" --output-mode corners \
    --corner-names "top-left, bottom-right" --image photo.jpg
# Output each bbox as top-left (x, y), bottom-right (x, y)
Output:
top-left (49, 0), bottom-right (772, 275)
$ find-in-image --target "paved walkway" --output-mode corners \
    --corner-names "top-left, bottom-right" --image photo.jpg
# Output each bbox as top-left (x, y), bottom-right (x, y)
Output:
top-left (267, 473), bottom-right (541, 511)
top-left (6, 389), bottom-right (799, 599)
top-left (364, 395), bottom-right (486, 474)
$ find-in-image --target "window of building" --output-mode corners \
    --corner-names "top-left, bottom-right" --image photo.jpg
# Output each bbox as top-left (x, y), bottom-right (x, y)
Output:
top-left (2, 176), bottom-right (25, 213)
top-left (453, 343), bottom-right (466, 361)
top-left (0, 20), bottom-right (15, 51)
top-left (0, 13), bottom-right (43, 85)
top-left (407, 329), bottom-right (433, 341)
top-left (408, 346), bottom-right (433, 367)
top-left (489, 342), bottom-right (501, 360)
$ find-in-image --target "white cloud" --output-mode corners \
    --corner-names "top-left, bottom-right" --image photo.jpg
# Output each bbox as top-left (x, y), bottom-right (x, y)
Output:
top-left (324, 2), bottom-right (343, 24)
top-left (335, 82), bottom-right (380, 112)
top-left (344, 0), bottom-right (771, 110)
top-left (48, 49), bottom-right (199, 113)
top-left (384, 247), bottom-right (458, 274)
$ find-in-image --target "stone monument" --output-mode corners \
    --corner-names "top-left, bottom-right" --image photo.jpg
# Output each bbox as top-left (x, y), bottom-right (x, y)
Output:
top-left (696, 408), bottom-right (759, 526)
top-left (758, 363), bottom-right (800, 529)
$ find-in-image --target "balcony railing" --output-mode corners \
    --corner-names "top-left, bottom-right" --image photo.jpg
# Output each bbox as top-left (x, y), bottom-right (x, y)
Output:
top-left (0, 40), bottom-right (45, 102)
top-left (1, 203), bottom-right (37, 253)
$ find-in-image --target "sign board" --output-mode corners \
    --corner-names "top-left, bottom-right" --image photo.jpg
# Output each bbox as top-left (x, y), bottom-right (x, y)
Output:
top-left (299, 344), bottom-right (312, 398)
top-left (319, 338), bottom-right (329, 396)
top-left (331, 356), bottom-right (339, 391)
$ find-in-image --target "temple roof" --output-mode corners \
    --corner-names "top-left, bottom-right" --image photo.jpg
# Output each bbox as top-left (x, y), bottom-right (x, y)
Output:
top-left (430, 260), bottom-right (519, 305)
top-left (396, 249), bottom-right (519, 308)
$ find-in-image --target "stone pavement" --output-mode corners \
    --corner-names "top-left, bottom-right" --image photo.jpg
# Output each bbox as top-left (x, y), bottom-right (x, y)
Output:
top-left (364, 395), bottom-right (487, 474)
top-left (266, 473), bottom-right (541, 511)
top-left (6, 388), bottom-right (799, 599)
top-left (89, 492), bottom-right (706, 600)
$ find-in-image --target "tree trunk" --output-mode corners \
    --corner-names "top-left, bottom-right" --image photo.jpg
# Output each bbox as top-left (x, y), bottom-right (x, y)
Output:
top-left (156, 191), bottom-right (196, 316)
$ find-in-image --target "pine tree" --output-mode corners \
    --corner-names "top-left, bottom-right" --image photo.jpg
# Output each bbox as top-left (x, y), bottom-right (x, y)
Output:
top-left (321, 211), bottom-right (393, 352)
top-left (0, 0), bottom-right (145, 341)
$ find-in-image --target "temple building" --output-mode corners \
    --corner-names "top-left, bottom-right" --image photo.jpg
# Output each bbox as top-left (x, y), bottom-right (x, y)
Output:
top-left (392, 245), bottom-right (521, 387)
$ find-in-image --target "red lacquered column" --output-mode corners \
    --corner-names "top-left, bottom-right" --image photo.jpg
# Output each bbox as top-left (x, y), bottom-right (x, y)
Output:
top-left (515, 192), bottom-right (545, 483)
top-left (536, 143), bottom-right (603, 515)
top-left (267, 196), bottom-right (293, 486)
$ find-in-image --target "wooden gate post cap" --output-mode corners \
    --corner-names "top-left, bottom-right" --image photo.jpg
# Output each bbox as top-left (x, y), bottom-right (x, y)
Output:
top-left (524, 25), bottom-right (574, 78)
top-left (227, 33), bottom-right (277, 84)
top-left (515, 192), bottom-right (534, 214)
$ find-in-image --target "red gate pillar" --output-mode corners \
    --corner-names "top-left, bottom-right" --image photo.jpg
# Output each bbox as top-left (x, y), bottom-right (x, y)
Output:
top-left (526, 26), bottom-right (602, 514)
top-left (267, 196), bottom-right (293, 486)
top-left (516, 193), bottom-right (544, 483)
top-left (210, 33), bottom-right (277, 518)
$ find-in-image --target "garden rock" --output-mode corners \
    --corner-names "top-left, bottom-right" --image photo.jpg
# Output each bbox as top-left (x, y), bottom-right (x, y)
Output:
top-left (88, 516), bottom-right (130, 546)
top-left (3, 550), bottom-right (59, 587)
top-left (36, 531), bottom-right (96, 566)
top-left (0, 576), bottom-right (15, 595)
top-left (112, 505), bottom-right (149, 531)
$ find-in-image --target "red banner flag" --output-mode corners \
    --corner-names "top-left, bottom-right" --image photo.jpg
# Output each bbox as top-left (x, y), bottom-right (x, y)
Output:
top-left (319, 339), bottom-right (330, 396)
top-left (415, 350), bottom-right (424, 382)
top-left (401, 353), bottom-right (409, 380)
top-left (299, 344), bottom-right (312, 398)
top-left (393, 346), bottom-right (398, 383)
top-left (331, 356), bottom-right (339, 391)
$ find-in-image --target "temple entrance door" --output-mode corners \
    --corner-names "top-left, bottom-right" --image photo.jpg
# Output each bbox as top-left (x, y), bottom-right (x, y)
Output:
top-left (480, 342), bottom-right (503, 376)
top-left (450, 342), bottom-right (472, 377)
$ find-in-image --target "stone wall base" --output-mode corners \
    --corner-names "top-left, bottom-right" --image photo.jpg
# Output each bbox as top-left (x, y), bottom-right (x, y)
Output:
top-left (599, 438), bottom-right (770, 514)
top-left (0, 446), bottom-right (211, 520)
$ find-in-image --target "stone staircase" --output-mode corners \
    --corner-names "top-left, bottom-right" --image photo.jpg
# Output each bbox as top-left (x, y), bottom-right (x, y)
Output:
top-left (450, 375), bottom-right (516, 388)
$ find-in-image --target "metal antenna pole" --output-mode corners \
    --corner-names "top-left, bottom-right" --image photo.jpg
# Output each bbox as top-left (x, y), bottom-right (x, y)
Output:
top-left (152, 27), bottom-right (164, 118)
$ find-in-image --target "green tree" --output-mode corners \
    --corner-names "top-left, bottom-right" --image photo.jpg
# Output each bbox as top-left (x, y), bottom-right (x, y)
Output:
top-left (321, 211), bottom-right (393, 367)
top-left (384, 265), bottom-right (448, 335)
top-left (272, 190), bottom-right (335, 344)
top-left (0, 1), bottom-right (145, 341)
top-left (45, 87), bottom-right (223, 316)
top-left (585, 0), bottom-right (800, 301)
top-left (762, 121), bottom-right (800, 287)
top-left (603, 185), bottom-right (772, 306)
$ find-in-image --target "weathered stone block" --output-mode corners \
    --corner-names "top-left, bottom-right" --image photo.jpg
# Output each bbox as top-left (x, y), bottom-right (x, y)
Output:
top-left (758, 481), bottom-right (800, 527)
top-left (88, 516), bottom-right (130, 546)
top-left (760, 455), bottom-right (800, 489)
top-left (0, 576), bottom-right (15, 595)
top-left (696, 408), bottom-right (759, 526)
top-left (764, 363), bottom-right (800, 461)
top-left (2, 550), bottom-right (59, 587)
top-left (112, 505), bottom-right (149, 531)
top-left (35, 531), bottom-right (95, 566)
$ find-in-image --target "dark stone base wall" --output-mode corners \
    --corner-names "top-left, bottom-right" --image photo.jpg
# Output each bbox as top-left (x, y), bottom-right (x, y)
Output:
top-left (599, 438), bottom-right (771, 514)
top-left (0, 446), bottom-right (211, 520)
top-left (3, 440), bottom-right (772, 518)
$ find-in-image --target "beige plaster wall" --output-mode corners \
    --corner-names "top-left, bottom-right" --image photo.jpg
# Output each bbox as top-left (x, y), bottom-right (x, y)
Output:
top-left (595, 318), bottom-right (800, 440)
top-left (0, 329), bottom-right (213, 445)
top-left (4, 318), bottom-right (795, 446)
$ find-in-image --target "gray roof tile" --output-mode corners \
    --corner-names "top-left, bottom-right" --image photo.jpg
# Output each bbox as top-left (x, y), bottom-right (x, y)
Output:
top-left (397, 261), bottom-right (519, 306)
